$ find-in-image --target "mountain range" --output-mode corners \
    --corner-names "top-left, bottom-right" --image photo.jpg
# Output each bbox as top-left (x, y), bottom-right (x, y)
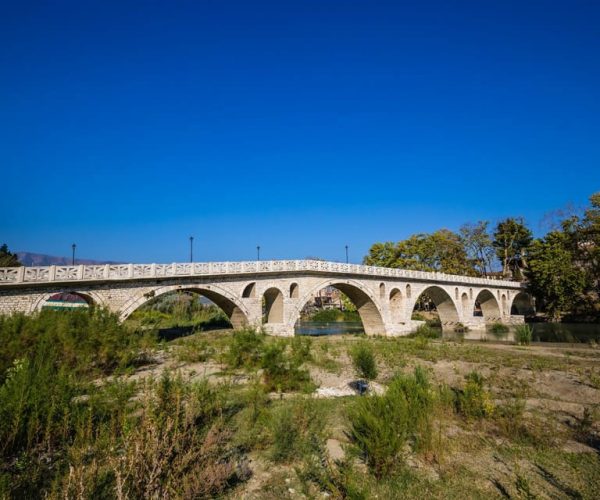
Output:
top-left (17, 252), bottom-right (121, 267)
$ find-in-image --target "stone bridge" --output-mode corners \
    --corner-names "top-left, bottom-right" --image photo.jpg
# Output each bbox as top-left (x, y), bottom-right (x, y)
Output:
top-left (0, 260), bottom-right (530, 336)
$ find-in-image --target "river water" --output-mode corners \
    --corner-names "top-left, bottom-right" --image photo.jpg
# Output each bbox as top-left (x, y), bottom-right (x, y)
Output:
top-left (295, 321), bottom-right (600, 343)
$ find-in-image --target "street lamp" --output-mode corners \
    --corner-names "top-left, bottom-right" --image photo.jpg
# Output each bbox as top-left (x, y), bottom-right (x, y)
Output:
top-left (345, 245), bottom-right (349, 264)
top-left (71, 244), bottom-right (76, 265)
top-left (189, 236), bottom-right (194, 263)
top-left (256, 245), bottom-right (260, 261)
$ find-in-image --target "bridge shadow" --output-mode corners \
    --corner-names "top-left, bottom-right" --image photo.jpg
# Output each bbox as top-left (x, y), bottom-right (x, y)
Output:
top-left (157, 319), bottom-right (232, 342)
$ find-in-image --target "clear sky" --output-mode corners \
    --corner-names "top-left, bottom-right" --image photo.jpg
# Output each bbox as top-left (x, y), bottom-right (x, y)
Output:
top-left (1, 1), bottom-right (599, 263)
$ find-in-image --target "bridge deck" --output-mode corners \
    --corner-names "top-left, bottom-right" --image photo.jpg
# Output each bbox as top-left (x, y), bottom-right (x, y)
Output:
top-left (0, 260), bottom-right (524, 289)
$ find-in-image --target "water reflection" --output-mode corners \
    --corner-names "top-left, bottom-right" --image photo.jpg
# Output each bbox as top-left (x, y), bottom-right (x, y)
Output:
top-left (295, 321), bottom-right (364, 336)
top-left (443, 323), bottom-right (600, 343)
top-left (295, 321), bottom-right (600, 343)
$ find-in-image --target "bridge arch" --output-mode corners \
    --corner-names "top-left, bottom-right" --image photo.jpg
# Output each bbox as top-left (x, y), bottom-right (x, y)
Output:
top-left (289, 282), bottom-right (299, 298)
top-left (119, 284), bottom-right (250, 327)
top-left (242, 282), bottom-right (256, 298)
top-left (510, 291), bottom-right (534, 316)
top-left (31, 290), bottom-right (104, 313)
top-left (410, 285), bottom-right (460, 326)
top-left (473, 289), bottom-right (502, 322)
top-left (291, 279), bottom-right (385, 335)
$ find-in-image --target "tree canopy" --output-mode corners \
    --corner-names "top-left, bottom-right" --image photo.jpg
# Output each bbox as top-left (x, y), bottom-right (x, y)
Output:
top-left (363, 229), bottom-right (477, 276)
top-left (0, 244), bottom-right (21, 267)
top-left (362, 191), bottom-right (600, 320)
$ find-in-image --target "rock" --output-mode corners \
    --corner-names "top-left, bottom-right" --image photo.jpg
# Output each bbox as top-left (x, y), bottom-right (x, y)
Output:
top-left (326, 438), bottom-right (345, 461)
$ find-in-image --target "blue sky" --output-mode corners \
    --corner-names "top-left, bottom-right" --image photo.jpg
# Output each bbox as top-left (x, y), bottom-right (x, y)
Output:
top-left (1, 1), bottom-right (599, 263)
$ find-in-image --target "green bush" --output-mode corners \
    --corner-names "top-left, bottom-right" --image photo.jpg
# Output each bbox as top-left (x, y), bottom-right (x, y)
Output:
top-left (410, 323), bottom-right (440, 339)
top-left (291, 336), bottom-right (313, 364)
top-left (225, 326), bottom-right (265, 368)
top-left (489, 322), bottom-right (509, 334)
top-left (348, 367), bottom-right (433, 477)
top-left (515, 324), bottom-right (533, 345)
top-left (309, 309), bottom-right (343, 322)
top-left (455, 371), bottom-right (494, 419)
top-left (269, 399), bottom-right (323, 463)
top-left (261, 341), bottom-right (314, 392)
top-left (0, 308), bottom-right (155, 381)
top-left (426, 317), bottom-right (442, 328)
top-left (57, 374), bottom-right (248, 499)
top-left (177, 337), bottom-right (215, 363)
top-left (349, 342), bottom-right (378, 381)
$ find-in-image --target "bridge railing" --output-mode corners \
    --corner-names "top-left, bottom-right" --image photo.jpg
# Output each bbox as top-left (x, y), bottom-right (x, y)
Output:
top-left (0, 260), bottom-right (523, 288)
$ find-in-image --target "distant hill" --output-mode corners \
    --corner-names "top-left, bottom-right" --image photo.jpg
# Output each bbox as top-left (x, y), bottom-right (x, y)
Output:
top-left (17, 252), bottom-right (121, 267)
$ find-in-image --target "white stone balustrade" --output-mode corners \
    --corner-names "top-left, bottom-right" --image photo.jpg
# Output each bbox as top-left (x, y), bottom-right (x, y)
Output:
top-left (0, 260), bottom-right (523, 289)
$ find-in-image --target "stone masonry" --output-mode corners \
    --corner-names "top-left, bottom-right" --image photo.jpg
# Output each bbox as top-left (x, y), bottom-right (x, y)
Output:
top-left (0, 260), bottom-right (530, 337)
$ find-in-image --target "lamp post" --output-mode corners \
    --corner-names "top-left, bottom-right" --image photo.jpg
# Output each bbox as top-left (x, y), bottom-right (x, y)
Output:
top-left (256, 245), bottom-right (260, 261)
top-left (71, 244), bottom-right (76, 265)
top-left (345, 245), bottom-right (349, 264)
top-left (189, 236), bottom-right (194, 263)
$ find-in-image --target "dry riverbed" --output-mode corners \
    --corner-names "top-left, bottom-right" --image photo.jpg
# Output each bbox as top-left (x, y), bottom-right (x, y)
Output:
top-left (125, 330), bottom-right (600, 499)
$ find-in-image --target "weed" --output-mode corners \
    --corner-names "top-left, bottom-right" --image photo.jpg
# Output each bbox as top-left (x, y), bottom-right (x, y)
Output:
top-left (176, 336), bottom-right (215, 363)
top-left (269, 399), bottom-right (324, 463)
top-left (515, 324), bottom-right (533, 346)
top-left (489, 323), bottom-right (509, 334)
top-left (260, 341), bottom-right (314, 392)
top-left (348, 367), bottom-right (434, 477)
top-left (455, 371), bottom-right (494, 419)
top-left (349, 342), bottom-right (378, 382)
top-left (225, 326), bottom-right (264, 369)
top-left (410, 323), bottom-right (440, 339)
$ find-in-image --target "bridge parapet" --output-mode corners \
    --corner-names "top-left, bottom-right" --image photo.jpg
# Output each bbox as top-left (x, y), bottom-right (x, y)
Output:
top-left (0, 259), bottom-right (524, 289)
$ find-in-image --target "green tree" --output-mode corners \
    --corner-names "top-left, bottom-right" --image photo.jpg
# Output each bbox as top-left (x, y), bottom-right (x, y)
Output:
top-left (363, 230), bottom-right (476, 275)
top-left (492, 218), bottom-right (532, 279)
top-left (0, 244), bottom-right (21, 267)
top-left (527, 232), bottom-right (587, 320)
top-left (363, 242), bottom-right (399, 268)
top-left (459, 221), bottom-right (495, 276)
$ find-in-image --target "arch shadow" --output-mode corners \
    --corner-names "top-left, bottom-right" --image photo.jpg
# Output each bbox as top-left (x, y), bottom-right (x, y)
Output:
top-left (473, 289), bottom-right (502, 322)
top-left (120, 284), bottom-right (249, 328)
top-left (411, 285), bottom-right (460, 326)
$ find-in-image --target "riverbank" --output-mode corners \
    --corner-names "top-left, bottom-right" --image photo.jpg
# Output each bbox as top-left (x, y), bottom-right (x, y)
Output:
top-left (2, 310), bottom-right (599, 498)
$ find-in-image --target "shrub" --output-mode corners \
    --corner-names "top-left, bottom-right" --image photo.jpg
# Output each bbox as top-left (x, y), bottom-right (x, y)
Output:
top-left (0, 308), bottom-right (155, 380)
top-left (426, 317), bottom-right (442, 328)
top-left (349, 342), bottom-right (378, 381)
top-left (291, 336), bottom-right (313, 364)
top-left (489, 322), bottom-right (509, 334)
top-left (455, 371), bottom-right (494, 419)
top-left (495, 396), bottom-right (526, 437)
top-left (60, 374), bottom-right (249, 499)
top-left (410, 324), bottom-right (439, 339)
top-left (225, 326), bottom-right (265, 368)
top-left (269, 399), bottom-right (323, 463)
top-left (310, 309), bottom-right (343, 322)
top-left (177, 337), bottom-right (215, 363)
top-left (261, 341), bottom-right (313, 392)
top-left (348, 367), bottom-right (433, 477)
top-left (515, 324), bottom-right (533, 345)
